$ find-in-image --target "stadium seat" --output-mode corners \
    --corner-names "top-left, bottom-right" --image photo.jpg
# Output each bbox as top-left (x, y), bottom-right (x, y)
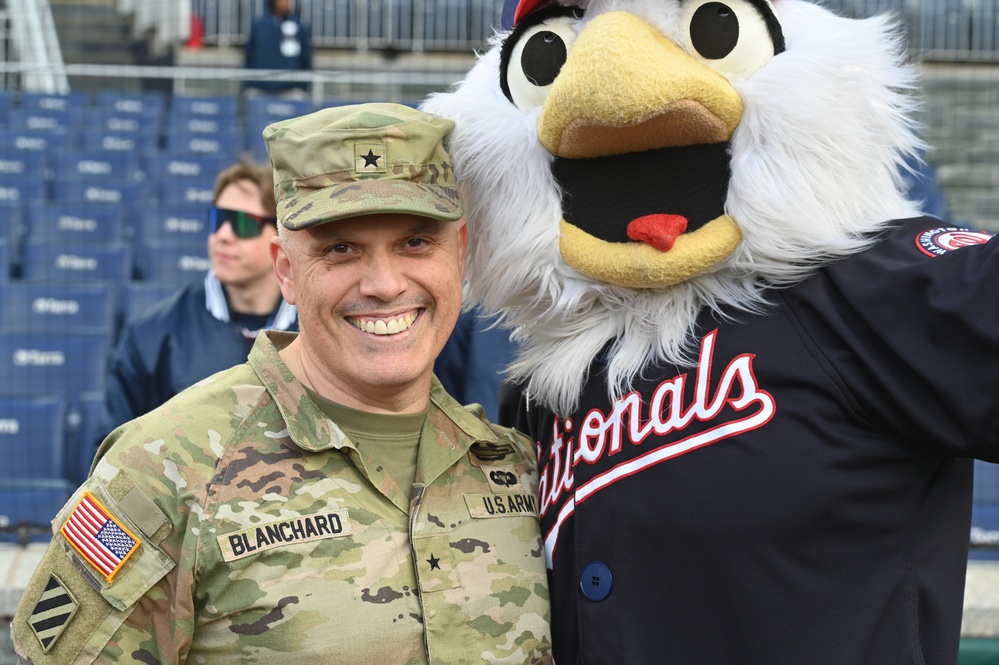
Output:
top-left (19, 241), bottom-right (132, 283)
top-left (19, 91), bottom-right (88, 116)
top-left (171, 95), bottom-right (239, 118)
top-left (163, 129), bottom-right (243, 158)
top-left (245, 97), bottom-right (312, 122)
top-left (159, 179), bottom-right (216, 208)
top-left (0, 200), bottom-right (25, 248)
top-left (167, 115), bottom-right (233, 136)
top-left (0, 173), bottom-right (48, 205)
top-left (49, 178), bottom-right (148, 207)
top-left (0, 394), bottom-right (68, 479)
top-left (80, 129), bottom-right (160, 153)
top-left (0, 128), bottom-right (72, 153)
top-left (123, 281), bottom-right (180, 324)
top-left (94, 90), bottom-right (166, 118)
top-left (0, 282), bottom-right (119, 333)
top-left (142, 152), bottom-right (226, 184)
top-left (137, 205), bottom-right (209, 245)
top-left (5, 107), bottom-right (84, 134)
top-left (0, 147), bottom-right (47, 179)
top-left (66, 391), bottom-right (104, 484)
top-left (970, 502), bottom-right (999, 562)
top-left (0, 478), bottom-right (72, 543)
top-left (50, 149), bottom-right (141, 184)
top-left (28, 203), bottom-right (126, 245)
top-left (0, 329), bottom-right (112, 398)
top-left (83, 107), bottom-right (161, 136)
top-left (0, 241), bottom-right (10, 280)
top-left (136, 240), bottom-right (210, 286)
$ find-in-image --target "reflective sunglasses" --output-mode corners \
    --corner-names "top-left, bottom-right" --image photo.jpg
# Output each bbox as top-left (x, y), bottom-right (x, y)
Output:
top-left (207, 206), bottom-right (277, 239)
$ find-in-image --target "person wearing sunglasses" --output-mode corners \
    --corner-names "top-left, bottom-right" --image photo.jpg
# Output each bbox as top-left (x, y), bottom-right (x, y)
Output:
top-left (96, 157), bottom-right (298, 444)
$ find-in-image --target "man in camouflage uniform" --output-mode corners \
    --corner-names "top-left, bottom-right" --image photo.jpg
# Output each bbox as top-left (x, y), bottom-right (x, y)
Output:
top-left (11, 103), bottom-right (552, 664)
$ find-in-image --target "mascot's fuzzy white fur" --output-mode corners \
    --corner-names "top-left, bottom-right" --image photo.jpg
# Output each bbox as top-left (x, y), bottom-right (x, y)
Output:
top-left (424, 0), bottom-right (999, 663)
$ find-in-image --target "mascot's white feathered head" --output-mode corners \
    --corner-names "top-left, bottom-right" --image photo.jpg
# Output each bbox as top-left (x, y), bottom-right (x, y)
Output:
top-left (422, 0), bottom-right (924, 413)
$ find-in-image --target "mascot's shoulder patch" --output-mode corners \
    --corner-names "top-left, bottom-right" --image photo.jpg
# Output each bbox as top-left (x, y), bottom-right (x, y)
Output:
top-left (915, 226), bottom-right (995, 257)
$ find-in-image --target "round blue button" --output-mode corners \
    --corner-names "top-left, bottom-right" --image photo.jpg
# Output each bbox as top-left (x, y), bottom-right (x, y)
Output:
top-left (579, 561), bottom-right (613, 602)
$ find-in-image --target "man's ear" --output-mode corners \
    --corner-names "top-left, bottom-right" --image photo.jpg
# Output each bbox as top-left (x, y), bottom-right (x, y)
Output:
top-left (271, 237), bottom-right (296, 305)
top-left (457, 219), bottom-right (469, 274)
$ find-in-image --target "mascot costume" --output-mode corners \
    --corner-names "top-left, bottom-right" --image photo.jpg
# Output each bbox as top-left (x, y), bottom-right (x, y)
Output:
top-left (423, 0), bottom-right (999, 662)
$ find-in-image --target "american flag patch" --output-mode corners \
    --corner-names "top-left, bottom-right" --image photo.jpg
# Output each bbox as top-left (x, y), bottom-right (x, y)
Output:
top-left (59, 491), bottom-right (141, 583)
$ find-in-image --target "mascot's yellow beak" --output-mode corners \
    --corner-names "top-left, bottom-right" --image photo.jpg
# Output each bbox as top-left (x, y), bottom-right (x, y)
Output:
top-left (538, 11), bottom-right (744, 289)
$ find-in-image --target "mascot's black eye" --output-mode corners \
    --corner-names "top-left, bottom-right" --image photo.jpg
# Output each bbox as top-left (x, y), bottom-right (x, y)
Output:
top-left (690, 3), bottom-right (739, 60)
top-left (500, 7), bottom-right (581, 110)
top-left (681, 0), bottom-right (785, 79)
top-left (522, 31), bottom-right (568, 87)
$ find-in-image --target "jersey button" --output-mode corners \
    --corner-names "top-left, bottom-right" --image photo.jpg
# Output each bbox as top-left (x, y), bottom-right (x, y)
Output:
top-left (579, 561), bottom-right (613, 602)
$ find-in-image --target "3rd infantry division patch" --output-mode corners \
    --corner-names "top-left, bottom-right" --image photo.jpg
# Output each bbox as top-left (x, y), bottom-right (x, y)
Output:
top-left (28, 574), bottom-right (79, 652)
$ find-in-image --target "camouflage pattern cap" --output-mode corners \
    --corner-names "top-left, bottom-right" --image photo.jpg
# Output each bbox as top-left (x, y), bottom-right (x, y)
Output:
top-left (263, 103), bottom-right (464, 230)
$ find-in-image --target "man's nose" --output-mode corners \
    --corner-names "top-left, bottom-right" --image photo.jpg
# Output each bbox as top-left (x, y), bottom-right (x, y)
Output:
top-left (358, 252), bottom-right (407, 301)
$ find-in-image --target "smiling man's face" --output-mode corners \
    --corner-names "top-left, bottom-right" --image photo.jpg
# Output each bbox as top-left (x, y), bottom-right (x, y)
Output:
top-left (272, 212), bottom-right (467, 411)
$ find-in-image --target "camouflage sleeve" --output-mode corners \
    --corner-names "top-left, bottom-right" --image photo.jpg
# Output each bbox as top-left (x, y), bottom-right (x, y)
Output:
top-left (11, 413), bottom-right (218, 664)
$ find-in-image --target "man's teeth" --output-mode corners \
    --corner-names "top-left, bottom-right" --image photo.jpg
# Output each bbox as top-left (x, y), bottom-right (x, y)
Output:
top-left (350, 312), bottom-right (418, 335)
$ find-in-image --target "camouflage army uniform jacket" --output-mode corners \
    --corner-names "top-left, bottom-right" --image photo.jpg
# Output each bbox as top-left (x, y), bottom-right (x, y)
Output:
top-left (12, 331), bottom-right (552, 664)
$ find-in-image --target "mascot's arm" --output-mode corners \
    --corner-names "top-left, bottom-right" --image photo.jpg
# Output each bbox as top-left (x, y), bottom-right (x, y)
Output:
top-left (780, 217), bottom-right (999, 462)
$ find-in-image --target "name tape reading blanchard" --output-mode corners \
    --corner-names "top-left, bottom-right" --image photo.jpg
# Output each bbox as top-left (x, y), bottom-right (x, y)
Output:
top-left (217, 510), bottom-right (352, 562)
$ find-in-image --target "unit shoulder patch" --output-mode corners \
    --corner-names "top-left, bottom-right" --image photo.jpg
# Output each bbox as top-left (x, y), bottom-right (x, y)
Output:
top-left (915, 226), bottom-right (995, 257)
top-left (27, 573), bottom-right (79, 652)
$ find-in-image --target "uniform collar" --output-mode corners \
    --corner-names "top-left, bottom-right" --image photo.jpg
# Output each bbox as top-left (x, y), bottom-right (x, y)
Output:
top-left (249, 331), bottom-right (499, 455)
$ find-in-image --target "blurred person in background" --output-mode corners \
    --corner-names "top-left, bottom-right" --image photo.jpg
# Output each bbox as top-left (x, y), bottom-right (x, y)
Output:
top-left (243, 0), bottom-right (313, 98)
top-left (97, 157), bottom-right (297, 440)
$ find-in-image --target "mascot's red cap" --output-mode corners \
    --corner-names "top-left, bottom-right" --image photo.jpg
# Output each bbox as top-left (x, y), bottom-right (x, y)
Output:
top-left (513, 0), bottom-right (546, 25)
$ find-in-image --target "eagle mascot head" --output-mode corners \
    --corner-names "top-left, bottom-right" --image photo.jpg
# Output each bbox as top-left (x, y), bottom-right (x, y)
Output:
top-left (422, 0), bottom-right (924, 414)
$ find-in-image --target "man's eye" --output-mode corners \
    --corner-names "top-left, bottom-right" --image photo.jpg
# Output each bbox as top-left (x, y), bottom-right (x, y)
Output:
top-left (329, 243), bottom-right (352, 254)
top-left (406, 238), bottom-right (430, 249)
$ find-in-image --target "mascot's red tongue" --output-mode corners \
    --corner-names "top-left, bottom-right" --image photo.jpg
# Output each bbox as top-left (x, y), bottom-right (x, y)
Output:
top-left (627, 214), bottom-right (688, 251)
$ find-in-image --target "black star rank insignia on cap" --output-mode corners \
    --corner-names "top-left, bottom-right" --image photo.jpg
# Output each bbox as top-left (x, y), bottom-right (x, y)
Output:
top-left (427, 553), bottom-right (441, 570)
top-left (28, 574), bottom-right (79, 652)
top-left (362, 149), bottom-right (381, 167)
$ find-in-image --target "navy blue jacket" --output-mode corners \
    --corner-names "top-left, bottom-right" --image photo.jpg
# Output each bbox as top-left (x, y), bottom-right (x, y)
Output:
top-left (98, 280), bottom-right (296, 441)
top-left (502, 217), bottom-right (999, 665)
top-left (243, 10), bottom-right (312, 93)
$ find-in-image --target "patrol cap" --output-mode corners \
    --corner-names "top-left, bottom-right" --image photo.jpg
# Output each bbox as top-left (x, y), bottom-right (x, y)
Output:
top-left (263, 102), bottom-right (464, 230)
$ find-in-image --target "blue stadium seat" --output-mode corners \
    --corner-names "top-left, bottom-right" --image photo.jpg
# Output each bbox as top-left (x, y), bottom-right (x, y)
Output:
top-left (123, 281), bottom-right (180, 324)
top-left (0, 479), bottom-right (72, 543)
top-left (970, 502), bottom-right (999, 562)
top-left (137, 205), bottom-right (209, 245)
top-left (0, 128), bottom-right (72, 153)
top-left (50, 149), bottom-right (141, 184)
top-left (0, 174), bottom-right (47, 206)
top-left (163, 130), bottom-right (243, 158)
top-left (66, 391), bottom-right (104, 484)
top-left (136, 240), bottom-right (211, 286)
top-left (28, 204), bottom-right (126, 245)
top-left (83, 107), bottom-right (161, 136)
top-left (0, 282), bottom-right (119, 332)
top-left (0, 394), bottom-right (68, 479)
top-left (0, 241), bottom-right (10, 280)
top-left (0, 329), bottom-right (111, 398)
top-left (975, 459), bottom-right (999, 503)
top-left (49, 178), bottom-right (147, 207)
top-left (159, 179), bottom-right (216, 207)
top-left (167, 115), bottom-right (233, 136)
top-left (245, 97), bottom-right (312, 122)
top-left (142, 152), bottom-right (226, 184)
top-left (80, 130), bottom-right (159, 153)
top-left (171, 95), bottom-right (239, 118)
top-left (0, 147), bottom-right (47, 178)
top-left (94, 90), bottom-right (166, 118)
top-left (19, 91), bottom-right (88, 116)
top-left (19, 241), bottom-right (132, 283)
top-left (0, 200), bottom-right (25, 247)
top-left (5, 107), bottom-right (84, 134)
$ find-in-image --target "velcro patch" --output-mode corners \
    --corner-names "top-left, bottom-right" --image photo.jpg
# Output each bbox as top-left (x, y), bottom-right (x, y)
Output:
top-left (465, 493), bottom-right (539, 519)
top-left (60, 491), bottom-right (141, 584)
top-left (915, 226), bottom-right (994, 257)
top-left (217, 510), bottom-right (352, 562)
top-left (483, 466), bottom-right (526, 493)
top-left (28, 574), bottom-right (79, 652)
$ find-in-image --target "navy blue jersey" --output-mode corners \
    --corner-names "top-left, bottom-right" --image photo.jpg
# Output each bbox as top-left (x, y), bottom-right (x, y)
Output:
top-left (501, 217), bottom-right (999, 664)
